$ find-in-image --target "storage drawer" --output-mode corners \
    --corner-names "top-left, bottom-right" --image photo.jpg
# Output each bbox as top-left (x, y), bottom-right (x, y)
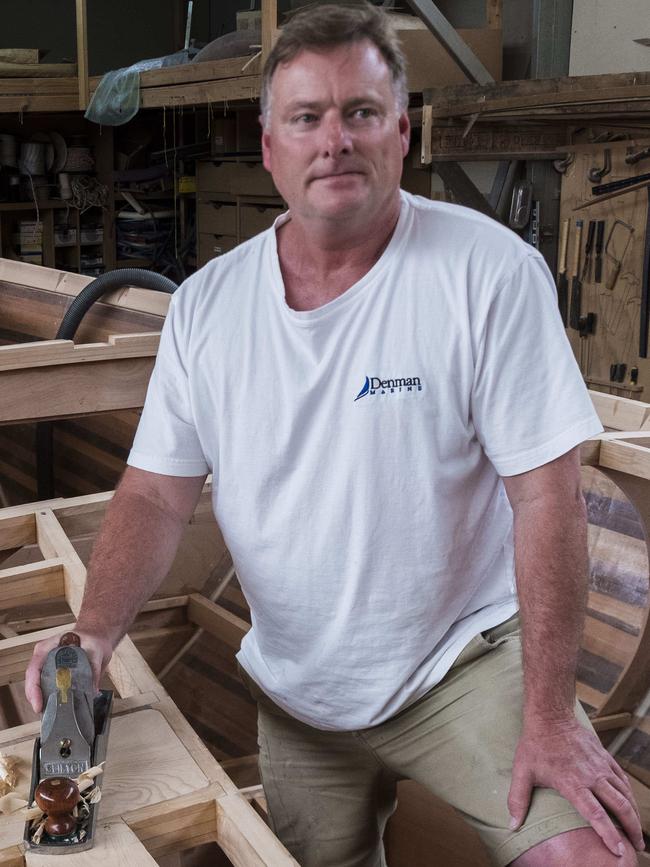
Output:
top-left (240, 203), bottom-right (285, 238)
top-left (197, 161), bottom-right (235, 193)
top-left (198, 233), bottom-right (238, 265)
top-left (198, 200), bottom-right (238, 236)
top-left (231, 163), bottom-right (278, 196)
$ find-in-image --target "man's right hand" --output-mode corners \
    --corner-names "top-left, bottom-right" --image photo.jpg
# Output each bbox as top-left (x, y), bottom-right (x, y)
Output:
top-left (24, 629), bottom-right (114, 715)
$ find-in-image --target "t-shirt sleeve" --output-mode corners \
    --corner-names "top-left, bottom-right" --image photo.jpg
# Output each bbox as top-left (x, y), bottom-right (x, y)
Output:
top-left (471, 253), bottom-right (603, 477)
top-left (127, 293), bottom-right (210, 477)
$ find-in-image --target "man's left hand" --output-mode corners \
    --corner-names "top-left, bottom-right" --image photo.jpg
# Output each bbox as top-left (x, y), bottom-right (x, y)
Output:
top-left (507, 718), bottom-right (645, 856)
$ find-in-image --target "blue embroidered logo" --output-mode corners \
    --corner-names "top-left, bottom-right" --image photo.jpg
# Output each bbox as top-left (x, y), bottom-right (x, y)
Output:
top-left (354, 375), bottom-right (423, 401)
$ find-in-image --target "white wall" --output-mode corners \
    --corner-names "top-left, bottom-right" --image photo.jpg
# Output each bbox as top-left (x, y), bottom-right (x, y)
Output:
top-left (570, 0), bottom-right (650, 75)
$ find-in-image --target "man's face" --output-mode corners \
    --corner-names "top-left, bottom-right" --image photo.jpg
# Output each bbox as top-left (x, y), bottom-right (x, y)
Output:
top-left (261, 40), bottom-right (410, 227)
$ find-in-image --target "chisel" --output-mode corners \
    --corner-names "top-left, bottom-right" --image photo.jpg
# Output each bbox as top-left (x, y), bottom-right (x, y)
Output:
top-left (582, 220), bottom-right (596, 282)
top-left (569, 219), bottom-right (584, 330)
top-left (594, 220), bottom-right (605, 283)
top-left (556, 218), bottom-right (570, 325)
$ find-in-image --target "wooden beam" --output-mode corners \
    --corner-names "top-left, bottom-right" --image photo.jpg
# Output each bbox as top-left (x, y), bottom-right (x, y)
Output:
top-left (591, 712), bottom-right (633, 733)
top-left (0, 95), bottom-right (78, 113)
top-left (0, 62), bottom-right (77, 77)
top-left (0, 514), bottom-right (36, 552)
top-left (34, 509), bottom-right (165, 701)
top-left (0, 334), bottom-right (160, 372)
top-left (0, 625), bottom-right (68, 687)
top-left (76, 0), bottom-right (89, 110)
top-left (0, 356), bottom-right (156, 424)
top-left (216, 793), bottom-right (300, 866)
top-left (0, 260), bottom-right (171, 319)
top-left (0, 559), bottom-right (65, 612)
top-left (0, 77), bottom-right (78, 94)
top-left (599, 439), bottom-right (650, 480)
top-left (0, 49), bottom-right (40, 64)
top-left (262, 0), bottom-right (278, 66)
top-left (589, 391), bottom-right (650, 431)
top-left (421, 105), bottom-right (433, 165)
top-left (428, 123), bottom-right (567, 161)
top-left (187, 594), bottom-right (249, 649)
top-left (139, 75), bottom-right (261, 109)
top-left (136, 57), bottom-right (261, 90)
top-left (486, 0), bottom-right (502, 29)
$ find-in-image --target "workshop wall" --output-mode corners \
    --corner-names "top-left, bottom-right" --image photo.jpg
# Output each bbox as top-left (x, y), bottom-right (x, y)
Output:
top-left (570, 0), bottom-right (650, 76)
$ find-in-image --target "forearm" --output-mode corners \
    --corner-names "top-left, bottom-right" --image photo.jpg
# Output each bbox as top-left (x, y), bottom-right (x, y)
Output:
top-left (512, 484), bottom-right (589, 724)
top-left (75, 485), bottom-right (188, 647)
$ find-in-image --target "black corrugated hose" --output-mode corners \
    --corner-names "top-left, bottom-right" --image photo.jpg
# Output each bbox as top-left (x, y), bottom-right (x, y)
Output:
top-left (36, 269), bottom-right (178, 500)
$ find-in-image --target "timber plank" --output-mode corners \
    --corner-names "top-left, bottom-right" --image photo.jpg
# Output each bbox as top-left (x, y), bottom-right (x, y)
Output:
top-left (0, 334), bottom-right (160, 371)
top-left (187, 595), bottom-right (249, 649)
top-left (0, 515), bottom-right (35, 552)
top-left (140, 75), bottom-right (261, 108)
top-left (0, 357), bottom-right (156, 424)
top-left (424, 71), bottom-right (650, 111)
top-left (216, 793), bottom-right (300, 866)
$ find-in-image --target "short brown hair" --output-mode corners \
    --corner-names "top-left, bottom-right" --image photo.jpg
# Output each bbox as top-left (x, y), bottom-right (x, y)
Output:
top-left (260, 2), bottom-right (409, 124)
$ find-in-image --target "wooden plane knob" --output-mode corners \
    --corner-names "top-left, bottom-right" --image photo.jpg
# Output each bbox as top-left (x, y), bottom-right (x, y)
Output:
top-left (58, 633), bottom-right (81, 648)
top-left (34, 777), bottom-right (80, 837)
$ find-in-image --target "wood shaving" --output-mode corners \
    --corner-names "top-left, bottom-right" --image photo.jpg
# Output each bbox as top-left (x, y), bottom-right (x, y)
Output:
top-left (24, 803), bottom-right (44, 821)
top-left (86, 786), bottom-right (101, 805)
top-left (75, 763), bottom-right (104, 794)
top-left (0, 792), bottom-right (28, 814)
top-left (31, 818), bottom-right (46, 845)
top-left (0, 752), bottom-right (19, 797)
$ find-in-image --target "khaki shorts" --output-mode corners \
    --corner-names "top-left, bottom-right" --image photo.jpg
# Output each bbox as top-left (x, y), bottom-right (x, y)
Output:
top-left (240, 616), bottom-right (592, 867)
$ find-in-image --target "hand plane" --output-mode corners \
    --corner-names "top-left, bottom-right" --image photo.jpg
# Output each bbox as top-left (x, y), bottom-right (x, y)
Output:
top-left (24, 632), bottom-right (113, 853)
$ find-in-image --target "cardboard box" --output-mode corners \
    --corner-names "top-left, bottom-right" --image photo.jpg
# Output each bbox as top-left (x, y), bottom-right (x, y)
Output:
top-left (198, 201), bottom-right (238, 236)
top-left (240, 203), bottom-right (285, 238)
top-left (198, 233), bottom-right (238, 265)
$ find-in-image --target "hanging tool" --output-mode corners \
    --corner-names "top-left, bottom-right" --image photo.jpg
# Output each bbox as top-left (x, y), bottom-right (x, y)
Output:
top-left (553, 153), bottom-right (575, 175)
top-left (610, 362), bottom-right (627, 383)
top-left (24, 633), bottom-right (113, 853)
top-left (587, 149), bottom-right (612, 184)
top-left (569, 219), bottom-right (584, 330)
top-left (641, 189), bottom-right (650, 358)
top-left (626, 146), bottom-right (650, 166)
top-left (578, 312), bottom-right (597, 375)
top-left (594, 220), bottom-right (605, 283)
top-left (593, 170), bottom-right (650, 197)
top-left (556, 218), bottom-right (570, 325)
top-left (605, 219), bottom-right (635, 290)
top-left (582, 219), bottom-right (596, 283)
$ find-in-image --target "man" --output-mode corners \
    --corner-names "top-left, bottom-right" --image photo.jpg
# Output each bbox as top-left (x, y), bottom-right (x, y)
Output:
top-left (26, 4), bottom-right (643, 865)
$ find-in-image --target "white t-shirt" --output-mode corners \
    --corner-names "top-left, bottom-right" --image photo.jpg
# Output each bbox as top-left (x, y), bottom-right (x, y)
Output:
top-left (128, 191), bottom-right (603, 731)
